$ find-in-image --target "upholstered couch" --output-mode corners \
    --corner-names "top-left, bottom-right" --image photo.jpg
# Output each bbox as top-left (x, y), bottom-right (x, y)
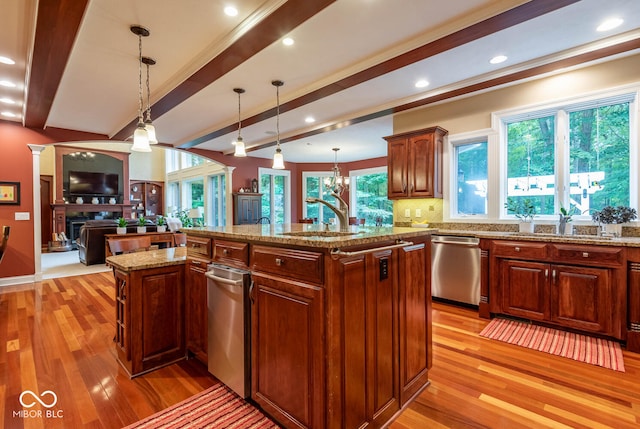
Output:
top-left (77, 219), bottom-right (157, 265)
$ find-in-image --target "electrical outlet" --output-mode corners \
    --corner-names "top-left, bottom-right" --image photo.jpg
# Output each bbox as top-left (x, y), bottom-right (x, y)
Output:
top-left (415, 208), bottom-right (422, 217)
top-left (404, 208), bottom-right (411, 217)
top-left (429, 205), bottom-right (435, 211)
top-left (15, 212), bottom-right (30, 221)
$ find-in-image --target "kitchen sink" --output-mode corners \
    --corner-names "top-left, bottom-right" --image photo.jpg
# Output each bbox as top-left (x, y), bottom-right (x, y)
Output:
top-left (279, 231), bottom-right (363, 238)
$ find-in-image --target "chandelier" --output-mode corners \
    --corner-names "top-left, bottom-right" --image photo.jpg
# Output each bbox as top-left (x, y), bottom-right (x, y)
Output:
top-left (324, 147), bottom-right (349, 194)
top-left (130, 25), bottom-right (151, 152)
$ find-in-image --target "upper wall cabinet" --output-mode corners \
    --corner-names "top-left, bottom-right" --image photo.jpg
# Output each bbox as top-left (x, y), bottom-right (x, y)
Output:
top-left (384, 126), bottom-right (448, 199)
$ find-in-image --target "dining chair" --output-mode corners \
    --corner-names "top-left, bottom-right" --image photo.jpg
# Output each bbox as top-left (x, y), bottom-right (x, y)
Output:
top-left (255, 217), bottom-right (271, 224)
top-left (348, 217), bottom-right (365, 226)
top-left (107, 236), bottom-right (152, 256)
top-left (173, 233), bottom-right (187, 247)
top-left (0, 226), bottom-right (10, 264)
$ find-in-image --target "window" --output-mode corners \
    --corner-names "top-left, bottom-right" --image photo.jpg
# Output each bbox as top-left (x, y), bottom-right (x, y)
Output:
top-left (259, 168), bottom-right (291, 224)
top-left (454, 141), bottom-right (488, 216)
top-left (501, 92), bottom-right (634, 219)
top-left (302, 171), bottom-right (333, 223)
top-left (349, 167), bottom-right (393, 226)
top-left (208, 174), bottom-right (226, 226)
top-left (166, 181), bottom-right (180, 215)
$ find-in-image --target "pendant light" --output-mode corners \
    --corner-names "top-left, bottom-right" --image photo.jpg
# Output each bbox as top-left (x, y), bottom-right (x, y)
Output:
top-left (233, 88), bottom-right (246, 157)
top-left (143, 56), bottom-right (158, 144)
top-left (271, 80), bottom-right (285, 169)
top-left (130, 25), bottom-right (151, 152)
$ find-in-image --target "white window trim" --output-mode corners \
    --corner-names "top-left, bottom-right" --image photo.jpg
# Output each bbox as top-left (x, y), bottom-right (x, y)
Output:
top-left (301, 171), bottom-right (332, 218)
top-left (348, 166), bottom-right (386, 213)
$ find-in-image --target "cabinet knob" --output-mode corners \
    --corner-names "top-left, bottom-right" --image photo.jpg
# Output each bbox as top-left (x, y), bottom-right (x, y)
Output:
top-left (223, 248), bottom-right (229, 256)
top-left (582, 252), bottom-right (589, 258)
top-left (515, 247), bottom-right (520, 252)
top-left (275, 258), bottom-right (283, 266)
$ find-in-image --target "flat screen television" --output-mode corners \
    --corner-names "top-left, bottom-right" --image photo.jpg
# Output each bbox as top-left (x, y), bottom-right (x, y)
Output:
top-left (68, 171), bottom-right (119, 195)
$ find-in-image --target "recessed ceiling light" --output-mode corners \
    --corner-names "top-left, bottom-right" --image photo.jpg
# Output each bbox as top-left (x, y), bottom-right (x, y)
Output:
top-left (282, 37), bottom-right (294, 46)
top-left (415, 79), bottom-right (429, 88)
top-left (0, 56), bottom-right (15, 65)
top-left (490, 55), bottom-right (508, 64)
top-left (597, 18), bottom-right (623, 32)
top-left (0, 97), bottom-right (15, 104)
top-left (0, 80), bottom-right (16, 88)
top-left (224, 6), bottom-right (238, 17)
top-left (1, 111), bottom-right (17, 118)
top-left (305, 116), bottom-right (315, 123)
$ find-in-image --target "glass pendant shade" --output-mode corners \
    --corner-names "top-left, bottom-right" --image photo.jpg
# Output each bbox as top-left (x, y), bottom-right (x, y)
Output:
top-left (272, 147), bottom-right (284, 169)
top-left (234, 136), bottom-right (246, 157)
top-left (144, 120), bottom-right (157, 144)
top-left (132, 122), bottom-right (151, 152)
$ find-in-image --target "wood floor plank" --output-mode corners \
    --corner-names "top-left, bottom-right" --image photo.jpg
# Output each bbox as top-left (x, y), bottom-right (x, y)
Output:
top-left (3, 274), bottom-right (640, 428)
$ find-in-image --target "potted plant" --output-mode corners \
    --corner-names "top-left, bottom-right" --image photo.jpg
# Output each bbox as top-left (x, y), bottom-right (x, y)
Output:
top-left (591, 205), bottom-right (637, 237)
top-left (504, 197), bottom-right (536, 233)
top-left (137, 215), bottom-right (147, 233)
top-left (116, 217), bottom-right (128, 235)
top-left (558, 205), bottom-right (578, 235)
top-left (156, 215), bottom-right (167, 233)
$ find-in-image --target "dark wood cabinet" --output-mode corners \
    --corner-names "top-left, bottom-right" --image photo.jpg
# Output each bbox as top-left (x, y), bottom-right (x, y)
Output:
top-left (185, 259), bottom-right (208, 364)
top-left (490, 240), bottom-right (624, 339)
top-left (384, 126), bottom-right (447, 199)
top-left (114, 264), bottom-right (185, 377)
top-left (130, 180), bottom-right (164, 216)
top-left (251, 273), bottom-right (324, 429)
top-left (233, 193), bottom-right (262, 224)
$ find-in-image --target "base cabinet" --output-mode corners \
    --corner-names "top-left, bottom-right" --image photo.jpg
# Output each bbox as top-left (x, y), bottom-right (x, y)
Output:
top-left (115, 264), bottom-right (185, 377)
top-left (251, 273), bottom-right (324, 429)
top-left (491, 240), bottom-right (623, 339)
top-left (185, 259), bottom-right (208, 364)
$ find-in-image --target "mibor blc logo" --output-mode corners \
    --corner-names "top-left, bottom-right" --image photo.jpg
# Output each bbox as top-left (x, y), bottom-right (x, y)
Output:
top-left (13, 390), bottom-right (64, 419)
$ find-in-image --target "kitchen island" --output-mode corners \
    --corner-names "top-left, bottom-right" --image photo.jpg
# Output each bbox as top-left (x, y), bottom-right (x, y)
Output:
top-left (107, 224), bottom-right (436, 429)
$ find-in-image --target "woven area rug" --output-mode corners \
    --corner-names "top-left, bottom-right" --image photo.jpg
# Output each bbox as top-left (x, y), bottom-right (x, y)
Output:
top-left (124, 383), bottom-right (280, 429)
top-left (479, 318), bottom-right (625, 372)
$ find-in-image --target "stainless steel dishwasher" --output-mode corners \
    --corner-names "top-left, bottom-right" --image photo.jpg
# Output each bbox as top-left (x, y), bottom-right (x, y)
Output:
top-left (205, 263), bottom-right (252, 398)
top-left (431, 235), bottom-right (480, 306)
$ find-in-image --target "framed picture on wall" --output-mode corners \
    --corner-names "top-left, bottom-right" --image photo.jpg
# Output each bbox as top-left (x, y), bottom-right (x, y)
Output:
top-left (0, 182), bottom-right (20, 205)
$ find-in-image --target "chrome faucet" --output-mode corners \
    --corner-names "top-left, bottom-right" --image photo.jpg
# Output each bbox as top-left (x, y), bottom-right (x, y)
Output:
top-left (305, 192), bottom-right (349, 231)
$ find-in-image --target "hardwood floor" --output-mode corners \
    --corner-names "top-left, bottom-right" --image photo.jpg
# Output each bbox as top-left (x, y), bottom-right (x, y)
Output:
top-left (1, 272), bottom-right (640, 428)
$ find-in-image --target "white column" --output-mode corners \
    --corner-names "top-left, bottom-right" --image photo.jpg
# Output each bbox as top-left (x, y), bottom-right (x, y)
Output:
top-left (29, 144), bottom-right (46, 282)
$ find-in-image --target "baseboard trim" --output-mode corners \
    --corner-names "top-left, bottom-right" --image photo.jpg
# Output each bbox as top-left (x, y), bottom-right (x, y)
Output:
top-left (0, 274), bottom-right (36, 287)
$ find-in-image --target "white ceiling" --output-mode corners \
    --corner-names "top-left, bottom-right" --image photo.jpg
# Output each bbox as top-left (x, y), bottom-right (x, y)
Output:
top-left (1, 0), bottom-right (639, 163)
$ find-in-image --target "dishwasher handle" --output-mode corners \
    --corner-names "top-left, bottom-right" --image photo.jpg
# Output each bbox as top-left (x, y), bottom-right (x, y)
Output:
top-left (205, 271), bottom-right (245, 287)
top-left (432, 236), bottom-right (479, 246)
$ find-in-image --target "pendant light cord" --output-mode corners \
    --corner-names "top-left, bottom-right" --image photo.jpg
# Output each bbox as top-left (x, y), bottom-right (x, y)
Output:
top-left (237, 90), bottom-right (242, 138)
top-left (145, 62), bottom-right (151, 121)
top-left (137, 34), bottom-right (144, 123)
top-left (276, 83), bottom-right (280, 148)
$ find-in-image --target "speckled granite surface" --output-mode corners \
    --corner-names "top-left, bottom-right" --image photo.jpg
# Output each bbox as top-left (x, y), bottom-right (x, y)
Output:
top-left (181, 224), bottom-right (436, 249)
top-left (106, 246), bottom-right (188, 272)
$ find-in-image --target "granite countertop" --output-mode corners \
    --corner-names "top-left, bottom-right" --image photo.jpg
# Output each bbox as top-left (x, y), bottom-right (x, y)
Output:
top-left (106, 246), bottom-right (188, 272)
top-left (181, 224), bottom-right (436, 249)
top-left (428, 228), bottom-right (640, 247)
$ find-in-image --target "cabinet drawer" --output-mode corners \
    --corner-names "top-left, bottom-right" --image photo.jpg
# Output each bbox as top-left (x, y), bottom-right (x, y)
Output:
top-left (186, 236), bottom-right (211, 259)
top-left (550, 244), bottom-right (623, 267)
top-left (492, 240), bottom-right (548, 259)
top-left (213, 240), bottom-right (249, 267)
top-left (252, 245), bottom-right (323, 284)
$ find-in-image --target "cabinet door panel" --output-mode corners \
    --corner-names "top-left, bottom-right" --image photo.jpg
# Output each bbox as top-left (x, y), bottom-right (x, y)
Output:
top-left (387, 139), bottom-right (408, 198)
top-left (501, 260), bottom-right (549, 321)
top-left (186, 260), bottom-right (208, 363)
top-left (251, 274), bottom-right (324, 429)
top-left (409, 134), bottom-right (434, 197)
top-left (551, 265), bottom-right (611, 334)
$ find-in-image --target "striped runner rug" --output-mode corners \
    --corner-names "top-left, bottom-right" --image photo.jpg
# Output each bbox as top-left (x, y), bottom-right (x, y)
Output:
top-left (124, 383), bottom-right (280, 429)
top-left (479, 318), bottom-right (625, 372)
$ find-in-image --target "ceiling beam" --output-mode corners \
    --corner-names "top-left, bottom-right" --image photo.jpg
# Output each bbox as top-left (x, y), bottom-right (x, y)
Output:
top-left (180, 0), bottom-right (580, 150)
top-left (24, 0), bottom-right (89, 129)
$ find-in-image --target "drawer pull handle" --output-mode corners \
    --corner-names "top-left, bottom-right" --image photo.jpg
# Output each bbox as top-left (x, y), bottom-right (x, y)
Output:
top-left (582, 252), bottom-right (589, 258)
top-left (275, 258), bottom-right (283, 266)
top-left (222, 249), bottom-right (229, 256)
top-left (515, 247), bottom-right (520, 252)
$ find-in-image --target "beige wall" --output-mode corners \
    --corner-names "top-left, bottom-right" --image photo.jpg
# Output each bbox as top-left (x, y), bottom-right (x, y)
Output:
top-left (391, 53), bottom-right (640, 223)
top-left (395, 54), bottom-right (640, 135)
